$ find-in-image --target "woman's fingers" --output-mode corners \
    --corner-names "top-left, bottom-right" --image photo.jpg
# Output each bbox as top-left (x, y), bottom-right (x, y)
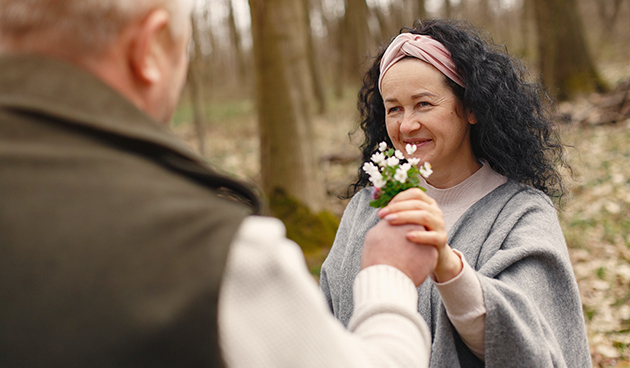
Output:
top-left (383, 209), bottom-right (445, 233)
top-left (378, 199), bottom-right (429, 218)
top-left (378, 188), bottom-right (437, 217)
top-left (376, 187), bottom-right (448, 250)
top-left (390, 187), bottom-right (432, 203)
top-left (390, 188), bottom-right (436, 207)
top-left (406, 229), bottom-right (448, 250)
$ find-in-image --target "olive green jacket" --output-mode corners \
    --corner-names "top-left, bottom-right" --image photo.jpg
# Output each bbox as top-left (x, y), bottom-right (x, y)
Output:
top-left (0, 55), bottom-right (259, 367)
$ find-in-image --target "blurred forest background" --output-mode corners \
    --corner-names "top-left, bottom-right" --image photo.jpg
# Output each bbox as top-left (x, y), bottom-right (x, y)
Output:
top-left (169, 0), bottom-right (630, 365)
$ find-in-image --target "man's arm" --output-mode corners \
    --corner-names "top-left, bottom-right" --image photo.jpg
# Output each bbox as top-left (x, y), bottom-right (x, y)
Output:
top-left (219, 216), bottom-right (434, 368)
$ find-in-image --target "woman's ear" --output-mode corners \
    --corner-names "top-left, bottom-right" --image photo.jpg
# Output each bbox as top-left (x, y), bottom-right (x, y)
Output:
top-left (467, 109), bottom-right (478, 125)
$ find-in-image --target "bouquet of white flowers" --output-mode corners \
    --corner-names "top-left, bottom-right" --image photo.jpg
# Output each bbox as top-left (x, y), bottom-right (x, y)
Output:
top-left (362, 142), bottom-right (432, 208)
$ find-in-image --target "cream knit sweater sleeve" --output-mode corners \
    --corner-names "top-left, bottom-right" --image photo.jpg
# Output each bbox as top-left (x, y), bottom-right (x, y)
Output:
top-left (219, 216), bottom-right (431, 368)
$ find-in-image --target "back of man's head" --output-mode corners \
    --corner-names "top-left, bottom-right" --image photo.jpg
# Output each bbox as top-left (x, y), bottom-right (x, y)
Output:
top-left (0, 0), bottom-right (191, 59)
top-left (0, 0), bottom-right (194, 123)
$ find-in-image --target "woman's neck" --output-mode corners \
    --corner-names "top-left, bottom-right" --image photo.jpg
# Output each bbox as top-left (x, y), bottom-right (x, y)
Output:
top-left (425, 156), bottom-right (483, 189)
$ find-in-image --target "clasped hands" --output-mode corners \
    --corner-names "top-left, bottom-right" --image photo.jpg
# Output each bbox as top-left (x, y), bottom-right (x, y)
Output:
top-left (361, 188), bottom-right (463, 286)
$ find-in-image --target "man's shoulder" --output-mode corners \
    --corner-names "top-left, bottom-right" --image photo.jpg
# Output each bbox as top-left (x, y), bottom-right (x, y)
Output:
top-left (0, 57), bottom-right (254, 242)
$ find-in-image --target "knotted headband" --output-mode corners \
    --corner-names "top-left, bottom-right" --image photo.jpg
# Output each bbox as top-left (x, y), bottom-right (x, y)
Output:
top-left (378, 33), bottom-right (465, 93)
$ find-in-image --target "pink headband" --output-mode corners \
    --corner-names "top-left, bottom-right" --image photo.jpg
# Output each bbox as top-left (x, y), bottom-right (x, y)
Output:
top-left (378, 33), bottom-right (465, 93)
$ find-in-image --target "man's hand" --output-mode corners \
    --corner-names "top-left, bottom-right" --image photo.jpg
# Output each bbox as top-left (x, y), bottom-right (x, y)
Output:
top-left (377, 188), bottom-right (463, 283)
top-left (362, 221), bottom-right (438, 287)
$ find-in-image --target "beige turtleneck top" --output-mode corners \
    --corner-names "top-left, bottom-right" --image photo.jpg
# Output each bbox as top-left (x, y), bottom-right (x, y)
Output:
top-left (422, 162), bottom-right (508, 360)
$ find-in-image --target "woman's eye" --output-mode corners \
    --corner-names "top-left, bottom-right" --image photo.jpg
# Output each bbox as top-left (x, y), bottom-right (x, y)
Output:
top-left (387, 106), bottom-right (400, 114)
top-left (418, 101), bottom-right (431, 107)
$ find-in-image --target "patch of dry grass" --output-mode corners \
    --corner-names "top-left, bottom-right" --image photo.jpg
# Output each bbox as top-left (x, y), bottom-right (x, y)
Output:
top-left (559, 121), bottom-right (630, 366)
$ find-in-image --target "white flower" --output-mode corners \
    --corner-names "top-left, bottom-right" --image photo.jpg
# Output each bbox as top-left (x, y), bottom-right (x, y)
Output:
top-left (419, 162), bottom-right (433, 178)
top-left (362, 162), bottom-right (380, 176)
top-left (371, 175), bottom-right (386, 188)
top-left (394, 167), bottom-right (408, 183)
top-left (405, 144), bottom-right (417, 155)
top-left (407, 157), bottom-right (421, 166)
top-left (394, 163), bottom-right (412, 183)
top-left (370, 152), bottom-right (386, 167)
top-left (378, 142), bottom-right (388, 152)
top-left (386, 156), bottom-right (400, 167)
top-left (364, 162), bottom-right (386, 188)
top-left (395, 150), bottom-right (405, 160)
top-left (400, 163), bottom-right (412, 172)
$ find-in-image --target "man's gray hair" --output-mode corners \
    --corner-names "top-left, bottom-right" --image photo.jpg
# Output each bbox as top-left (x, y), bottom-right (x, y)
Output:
top-left (0, 0), bottom-right (193, 55)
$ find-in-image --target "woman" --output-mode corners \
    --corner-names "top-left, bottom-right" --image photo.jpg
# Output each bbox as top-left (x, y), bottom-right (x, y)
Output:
top-left (320, 19), bottom-right (591, 367)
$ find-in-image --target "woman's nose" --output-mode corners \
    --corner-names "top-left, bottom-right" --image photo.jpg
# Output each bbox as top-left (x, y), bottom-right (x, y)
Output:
top-left (400, 111), bottom-right (421, 135)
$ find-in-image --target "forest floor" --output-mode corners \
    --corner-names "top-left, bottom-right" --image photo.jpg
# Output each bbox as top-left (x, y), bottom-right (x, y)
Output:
top-left (559, 121), bottom-right (630, 366)
top-left (171, 62), bottom-right (630, 366)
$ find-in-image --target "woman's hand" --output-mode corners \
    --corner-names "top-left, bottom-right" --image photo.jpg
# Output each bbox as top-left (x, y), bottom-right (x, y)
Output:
top-left (377, 188), bottom-right (463, 283)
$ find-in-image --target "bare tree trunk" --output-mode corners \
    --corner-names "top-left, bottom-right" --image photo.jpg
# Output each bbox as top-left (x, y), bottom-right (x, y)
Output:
top-left (332, 17), bottom-right (344, 98)
top-left (533, 0), bottom-right (606, 99)
top-left (315, 0), bottom-right (344, 99)
top-left (455, 0), bottom-right (464, 17)
top-left (477, 0), bottom-right (491, 29)
top-left (373, 5), bottom-right (394, 41)
top-left (417, 0), bottom-right (427, 20)
top-left (444, 0), bottom-right (452, 18)
top-left (202, 7), bottom-right (221, 95)
top-left (597, 0), bottom-right (624, 39)
top-left (341, 0), bottom-right (371, 85)
top-left (400, 0), bottom-right (415, 26)
top-left (226, 0), bottom-right (246, 86)
top-left (303, 0), bottom-right (327, 115)
top-left (188, 13), bottom-right (206, 156)
top-left (249, 0), bottom-right (326, 211)
top-left (521, 0), bottom-right (536, 59)
top-left (390, 0), bottom-right (405, 33)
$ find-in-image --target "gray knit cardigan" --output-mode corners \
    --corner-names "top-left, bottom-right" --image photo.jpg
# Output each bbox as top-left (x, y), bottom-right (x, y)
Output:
top-left (320, 181), bottom-right (591, 367)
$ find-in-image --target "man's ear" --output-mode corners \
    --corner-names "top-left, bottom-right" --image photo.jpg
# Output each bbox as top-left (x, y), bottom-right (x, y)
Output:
top-left (129, 9), bottom-right (172, 85)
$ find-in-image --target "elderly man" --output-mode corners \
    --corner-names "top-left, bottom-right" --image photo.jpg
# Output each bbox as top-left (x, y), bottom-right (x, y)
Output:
top-left (0, 1), bottom-right (437, 367)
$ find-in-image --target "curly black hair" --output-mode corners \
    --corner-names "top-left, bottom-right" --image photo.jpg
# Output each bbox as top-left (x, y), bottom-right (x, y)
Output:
top-left (348, 18), bottom-right (568, 200)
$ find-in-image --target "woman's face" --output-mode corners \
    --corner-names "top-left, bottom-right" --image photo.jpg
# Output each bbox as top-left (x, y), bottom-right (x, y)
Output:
top-left (381, 58), bottom-right (480, 188)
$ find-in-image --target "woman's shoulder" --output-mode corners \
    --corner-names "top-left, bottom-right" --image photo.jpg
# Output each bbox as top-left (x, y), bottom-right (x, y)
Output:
top-left (456, 180), bottom-right (558, 236)
top-left (481, 181), bottom-right (562, 237)
top-left (343, 187), bottom-right (376, 215)
top-left (351, 186), bottom-right (374, 201)
top-left (336, 187), bottom-right (380, 236)
top-left (487, 180), bottom-right (555, 211)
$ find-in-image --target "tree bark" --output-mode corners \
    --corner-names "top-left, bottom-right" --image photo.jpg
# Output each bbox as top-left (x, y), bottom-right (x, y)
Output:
top-left (373, 5), bottom-right (394, 41)
top-left (597, 0), bottom-right (624, 39)
top-left (476, 0), bottom-right (491, 29)
top-left (249, 0), bottom-right (326, 211)
top-left (417, 0), bottom-right (427, 20)
top-left (188, 13), bottom-right (206, 156)
top-left (341, 0), bottom-right (371, 85)
top-left (303, 0), bottom-right (327, 115)
top-left (226, 0), bottom-right (247, 86)
top-left (520, 0), bottom-right (536, 59)
top-left (332, 17), bottom-right (344, 98)
top-left (444, 0), bottom-right (452, 18)
top-left (389, 0), bottom-right (405, 33)
top-left (201, 7), bottom-right (220, 94)
top-left (533, 0), bottom-right (606, 99)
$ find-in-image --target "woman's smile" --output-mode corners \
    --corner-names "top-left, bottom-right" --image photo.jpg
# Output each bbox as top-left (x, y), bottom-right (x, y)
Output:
top-left (403, 139), bottom-right (432, 148)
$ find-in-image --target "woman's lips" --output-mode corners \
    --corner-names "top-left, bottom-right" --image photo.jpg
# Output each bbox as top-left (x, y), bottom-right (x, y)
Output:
top-left (405, 139), bottom-right (431, 148)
